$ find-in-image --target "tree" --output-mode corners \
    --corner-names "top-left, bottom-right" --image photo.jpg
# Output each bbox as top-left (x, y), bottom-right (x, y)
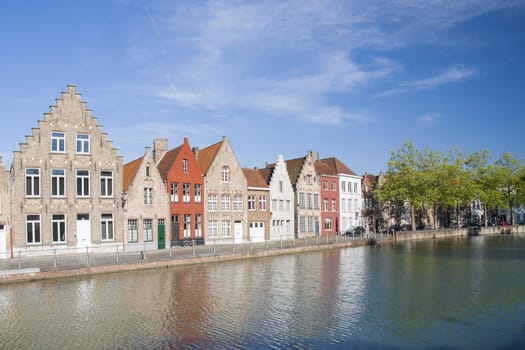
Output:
top-left (493, 153), bottom-right (524, 225)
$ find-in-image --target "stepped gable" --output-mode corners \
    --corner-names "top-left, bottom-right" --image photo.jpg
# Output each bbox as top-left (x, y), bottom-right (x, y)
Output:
top-left (321, 157), bottom-right (356, 176)
top-left (197, 138), bottom-right (223, 175)
top-left (284, 156), bottom-right (306, 186)
top-left (243, 168), bottom-right (269, 188)
top-left (123, 156), bottom-right (143, 192)
top-left (157, 145), bottom-right (183, 180)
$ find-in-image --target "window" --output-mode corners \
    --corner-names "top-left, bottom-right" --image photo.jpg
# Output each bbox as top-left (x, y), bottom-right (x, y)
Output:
top-left (25, 168), bottom-right (40, 197)
top-left (342, 199), bottom-right (346, 212)
top-left (208, 194), bottom-right (218, 211)
top-left (332, 199), bottom-right (337, 212)
top-left (144, 219), bottom-right (153, 241)
top-left (325, 218), bottom-right (332, 231)
top-left (100, 171), bottom-right (113, 197)
top-left (234, 195), bottom-right (243, 212)
top-left (331, 181), bottom-right (336, 191)
top-left (222, 220), bottom-right (231, 237)
top-left (259, 195), bottom-right (266, 211)
top-left (299, 192), bottom-right (305, 209)
top-left (286, 200), bottom-right (291, 211)
top-left (299, 216), bottom-right (306, 233)
top-left (221, 194), bottom-right (230, 211)
top-left (314, 194), bottom-right (320, 210)
top-left (272, 199), bottom-right (277, 211)
top-left (248, 195), bottom-right (256, 211)
top-left (76, 134), bottom-right (90, 154)
top-left (194, 184), bottom-right (202, 203)
top-left (144, 188), bottom-right (152, 204)
top-left (279, 181), bottom-right (283, 193)
top-left (51, 169), bottom-right (65, 197)
top-left (146, 166), bottom-right (150, 177)
top-left (308, 216), bottom-right (313, 233)
top-left (307, 175), bottom-right (313, 185)
top-left (76, 170), bottom-right (90, 197)
top-left (342, 182), bottom-right (346, 192)
top-left (307, 193), bottom-right (312, 209)
top-left (354, 183), bottom-right (358, 193)
top-left (101, 213), bottom-right (114, 240)
top-left (183, 159), bottom-right (188, 174)
top-left (52, 214), bottom-right (66, 243)
top-left (221, 166), bottom-right (230, 183)
top-left (209, 220), bottom-right (218, 238)
top-left (355, 199), bottom-right (359, 212)
top-left (26, 214), bottom-right (41, 244)
top-left (324, 180), bottom-right (328, 190)
top-left (128, 219), bottom-right (138, 243)
top-left (51, 132), bottom-right (65, 152)
top-left (195, 214), bottom-right (202, 237)
top-left (184, 215), bottom-right (191, 237)
top-left (279, 200), bottom-right (284, 211)
top-left (171, 182), bottom-right (179, 202)
top-left (183, 183), bottom-right (191, 203)
top-left (324, 198), bottom-right (328, 212)
top-left (172, 214), bottom-right (179, 235)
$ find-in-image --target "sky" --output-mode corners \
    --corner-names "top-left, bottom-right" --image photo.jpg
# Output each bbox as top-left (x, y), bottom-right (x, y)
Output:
top-left (1, 0), bottom-right (524, 175)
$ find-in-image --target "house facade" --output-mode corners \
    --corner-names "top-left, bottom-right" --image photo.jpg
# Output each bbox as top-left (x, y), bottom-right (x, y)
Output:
top-left (123, 146), bottom-right (170, 250)
top-left (321, 157), bottom-right (362, 233)
top-left (242, 168), bottom-right (270, 242)
top-left (261, 154), bottom-right (294, 241)
top-left (286, 151), bottom-right (321, 238)
top-left (156, 138), bottom-right (205, 246)
top-left (199, 137), bottom-right (247, 244)
top-left (10, 85), bottom-right (123, 256)
top-left (0, 157), bottom-right (9, 259)
top-left (315, 161), bottom-right (339, 236)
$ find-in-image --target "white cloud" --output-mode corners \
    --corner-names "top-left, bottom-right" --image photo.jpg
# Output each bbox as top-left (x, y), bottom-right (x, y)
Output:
top-left (418, 113), bottom-right (439, 124)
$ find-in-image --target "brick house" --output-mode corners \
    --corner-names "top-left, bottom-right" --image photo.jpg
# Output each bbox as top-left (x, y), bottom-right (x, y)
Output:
top-left (123, 146), bottom-right (170, 250)
top-left (242, 168), bottom-right (270, 242)
top-left (0, 157), bottom-right (9, 259)
top-left (260, 154), bottom-right (295, 241)
top-left (321, 157), bottom-right (362, 233)
top-left (198, 136), bottom-right (247, 244)
top-left (156, 137), bottom-right (204, 246)
top-left (315, 161), bottom-right (339, 236)
top-left (10, 85), bottom-right (123, 256)
top-left (285, 151), bottom-right (321, 238)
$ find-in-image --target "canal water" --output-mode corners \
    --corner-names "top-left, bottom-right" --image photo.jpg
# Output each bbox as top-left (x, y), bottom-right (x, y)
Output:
top-left (1, 235), bottom-right (525, 349)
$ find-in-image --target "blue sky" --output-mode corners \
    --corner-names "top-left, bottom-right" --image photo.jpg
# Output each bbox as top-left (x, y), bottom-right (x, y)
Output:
top-left (1, 0), bottom-right (524, 174)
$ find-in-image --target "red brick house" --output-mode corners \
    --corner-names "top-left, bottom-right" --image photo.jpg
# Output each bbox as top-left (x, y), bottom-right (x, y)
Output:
top-left (315, 161), bottom-right (340, 236)
top-left (156, 137), bottom-right (205, 246)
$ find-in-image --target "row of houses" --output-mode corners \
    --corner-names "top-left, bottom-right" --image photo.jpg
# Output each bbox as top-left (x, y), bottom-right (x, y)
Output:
top-left (0, 85), bottom-right (364, 259)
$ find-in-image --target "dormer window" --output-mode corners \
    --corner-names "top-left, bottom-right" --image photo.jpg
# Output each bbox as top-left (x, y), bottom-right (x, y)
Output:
top-left (222, 166), bottom-right (230, 183)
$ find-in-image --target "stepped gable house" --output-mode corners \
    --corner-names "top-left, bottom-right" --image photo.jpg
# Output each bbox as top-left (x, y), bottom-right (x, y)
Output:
top-left (260, 154), bottom-right (295, 241)
top-left (198, 136), bottom-right (247, 244)
top-left (156, 137), bottom-right (204, 246)
top-left (10, 85), bottom-right (123, 255)
top-left (123, 146), bottom-right (170, 250)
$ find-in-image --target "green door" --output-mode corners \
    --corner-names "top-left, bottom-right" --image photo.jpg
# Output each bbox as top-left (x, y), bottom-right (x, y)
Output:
top-left (157, 222), bottom-right (166, 249)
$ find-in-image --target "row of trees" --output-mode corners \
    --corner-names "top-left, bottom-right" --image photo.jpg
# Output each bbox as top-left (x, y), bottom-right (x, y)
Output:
top-left (375, 141), bottom-right (525, 231)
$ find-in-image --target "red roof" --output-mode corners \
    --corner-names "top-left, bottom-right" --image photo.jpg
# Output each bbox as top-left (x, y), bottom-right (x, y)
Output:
top-left (321, 157), bottom-right (357, 176)
top-left (242, 168), bottom-right (269, 188)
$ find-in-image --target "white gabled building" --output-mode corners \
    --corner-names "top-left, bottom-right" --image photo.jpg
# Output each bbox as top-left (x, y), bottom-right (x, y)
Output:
top-left (261, 154), bottom-right (295, 241)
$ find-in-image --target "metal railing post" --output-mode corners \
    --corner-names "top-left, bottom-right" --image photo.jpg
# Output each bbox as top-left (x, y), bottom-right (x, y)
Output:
top-left (53, 248), bottom-right (57, 268)
top-left (85, 247), bottom-right (89, 267)
top-left (18, 251), bottom-right (21, 269)
top-left (192, 240), bottom-right (196, 256)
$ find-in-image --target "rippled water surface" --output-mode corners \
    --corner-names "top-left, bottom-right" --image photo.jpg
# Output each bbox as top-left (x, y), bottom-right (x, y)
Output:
top-left (1, 236), bottom-right (525, 349)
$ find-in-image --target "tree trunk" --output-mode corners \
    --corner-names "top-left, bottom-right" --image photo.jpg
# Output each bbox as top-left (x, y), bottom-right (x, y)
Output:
top-left (411, 205), bottom-right (416, 231)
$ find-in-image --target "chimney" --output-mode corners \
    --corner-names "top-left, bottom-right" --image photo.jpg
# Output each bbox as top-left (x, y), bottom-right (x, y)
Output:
top-left (192, 146), bottom-right (199, 160)
top-left (153, 138), bottom-right (168, 164)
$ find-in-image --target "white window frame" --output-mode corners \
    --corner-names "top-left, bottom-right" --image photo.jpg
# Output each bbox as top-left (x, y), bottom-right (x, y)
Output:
top-left (259, 195), bottom-right (266, 211)
top-left (208, 194), bottom-right (218, 211)
top-left (76, 133), bottom-right (90, 154)
top-left (143, 218), bottom-right (153, 242)
top-left (25, 168), bottom-right (40, 197)
top-left (171, 182), bottom-right (179, 202)
top-left (222, 220), bottom-right (231, 238)
top-left (194, 184), bottom-right (202, 203)
top-left (52, 214), bottom-right (66, 243)
top-left (221, 166), bottom-right (230, 183)
top-left (248, 195), bottom-right (256, 211)
top-left (208, 220), bottom-right (218, 238)
top-left (76, 170), bottom-right (90, 197)
top-left (234, 194), bottom-right (243, 212)
top-left (100, 171), bottom-right (113, 197)
top-left (26, 214), bottom-right (41, 244)
top-left (51, 169), bottom-right (66, 197)
top-left (184, 214), bottom-right (191, 238)
top-left (221, 194), bottom-right (230, 212)
top-left (51, 131), bottom-right (65, 152)
top-left (101, 213), bottom-right (114, 241)
top-left (183, 183), bottom-right (191, 203)
top-left (128, 219), bottom-right (138, 243)
top-left (144, 188), bottom-right (153, 204)
top-left (195, 214), bottom-right (202, 237)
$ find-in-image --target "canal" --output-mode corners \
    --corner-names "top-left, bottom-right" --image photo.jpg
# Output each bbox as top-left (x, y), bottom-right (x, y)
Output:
top-left (1, 235), bottom-right (525, 349)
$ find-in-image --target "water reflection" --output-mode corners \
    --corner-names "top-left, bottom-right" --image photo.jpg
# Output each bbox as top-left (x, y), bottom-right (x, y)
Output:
top-left (1, 237), bottom-right (525, 349)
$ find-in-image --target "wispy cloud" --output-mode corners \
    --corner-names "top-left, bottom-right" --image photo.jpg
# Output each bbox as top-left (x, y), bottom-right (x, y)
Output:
top-left (374, 65), bottom-right (478, 98)
top-left (418, 113), bottom-right (439, 124)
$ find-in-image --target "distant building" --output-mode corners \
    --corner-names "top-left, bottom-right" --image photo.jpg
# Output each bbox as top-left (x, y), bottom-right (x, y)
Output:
top-left (123, 146), bottom-right (170, 250)
top-left (10, 85), bottom-right (123, 256)
top-left (315, 161), bottom-right (339, 236)
top-left (242, 168), bottom-right (270, 242)
top-left (0, 157), bottom-right (9, 259)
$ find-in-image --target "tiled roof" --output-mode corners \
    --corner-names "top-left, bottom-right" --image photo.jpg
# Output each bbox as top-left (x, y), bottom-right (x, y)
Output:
top-left (123, 156), bottom-right (143, 192)
top-left (258, 166), bottom-right (274, 185)
top-left (242, 168), bottom-right (269, 188)
top-left (157, 145), bottom-right (182, 180)
top-left (321, 157), bottom-right (357, 176)
top-left (198, 139), bottom-right (223, 175)
top-left (284, 157), bottom-right (306, 186)
top-left (315, 161), bottom-right (337, 176)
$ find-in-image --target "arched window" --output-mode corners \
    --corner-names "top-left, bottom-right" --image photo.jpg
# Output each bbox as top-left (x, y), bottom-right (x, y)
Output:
top-left (222, 166), bottom-right (230, 183)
